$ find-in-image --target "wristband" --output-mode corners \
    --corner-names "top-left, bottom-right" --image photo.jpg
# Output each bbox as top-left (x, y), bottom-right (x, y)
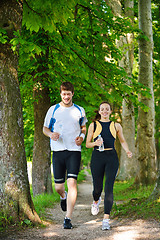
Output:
top-left (80, 133), bottom-right (85, 140)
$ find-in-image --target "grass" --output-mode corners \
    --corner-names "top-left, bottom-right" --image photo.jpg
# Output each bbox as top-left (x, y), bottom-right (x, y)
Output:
top-left (111, 179), bottom-right (160, 221)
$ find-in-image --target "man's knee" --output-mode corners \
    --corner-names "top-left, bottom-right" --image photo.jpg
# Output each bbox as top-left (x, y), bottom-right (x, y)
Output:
top-left (67, 178), bottom-right (77, 189)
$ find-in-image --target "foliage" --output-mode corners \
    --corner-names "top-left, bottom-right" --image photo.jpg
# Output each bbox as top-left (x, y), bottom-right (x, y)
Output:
top-left (16, 0), bottom-right (150, 108)
top-left (1, 0), bottom-right (159, 162)
top-left (23, 0), bottom-right (78, 32)
top-left (11, 0), bottom-right (144, 159)
top-left (0, 214), bottom-right (13, 231)
top-left (0, 28), bottom-right (8, 44)
top-left (81, 145), bottom-right (92, 167)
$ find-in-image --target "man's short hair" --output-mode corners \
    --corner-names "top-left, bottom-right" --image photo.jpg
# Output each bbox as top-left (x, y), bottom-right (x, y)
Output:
top-left (60, 82), bottom-right (74, 93)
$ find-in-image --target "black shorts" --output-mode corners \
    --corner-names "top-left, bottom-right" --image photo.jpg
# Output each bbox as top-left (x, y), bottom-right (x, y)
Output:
top-left (52, 150), bottom-right (81, 184)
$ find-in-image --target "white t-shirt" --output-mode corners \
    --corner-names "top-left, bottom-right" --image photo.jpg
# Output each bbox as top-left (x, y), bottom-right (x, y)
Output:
top-left (44, 103), bottom-right (87, 151)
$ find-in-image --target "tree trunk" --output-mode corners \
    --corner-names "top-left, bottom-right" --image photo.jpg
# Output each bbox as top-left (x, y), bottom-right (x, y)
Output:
top-left (32, 32), bottom-right (53, 196)
top-left (136, 0), bottom-right (157, 185)
top-left (118, 0), bottom-right (136, 180)
top-left (149, 113), bottom-right (160, 198)
top-left (106, 0), bottom-right (136, 179)
top-left (32, 86), bottom-right (52, 196)
top-left (0, 0), bottom-right (41, 223)
top-left (149, 169), bottom-right (160, 200)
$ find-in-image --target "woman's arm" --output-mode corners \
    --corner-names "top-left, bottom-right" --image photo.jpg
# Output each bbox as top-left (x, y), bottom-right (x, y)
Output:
top-left (86, 123), bottom-right (102, 148)
top-left (115, 123), bottom-right (132, 158)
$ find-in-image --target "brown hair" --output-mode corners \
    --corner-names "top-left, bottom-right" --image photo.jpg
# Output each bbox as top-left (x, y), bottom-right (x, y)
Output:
top-left (93, 101), bottom-right (112, 121)
top-left (60, 82), bottom-right (74, 93)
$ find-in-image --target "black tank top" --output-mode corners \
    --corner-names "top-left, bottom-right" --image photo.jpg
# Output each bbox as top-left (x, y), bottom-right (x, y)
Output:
top-left (93, 121), bottom-right (116, 150)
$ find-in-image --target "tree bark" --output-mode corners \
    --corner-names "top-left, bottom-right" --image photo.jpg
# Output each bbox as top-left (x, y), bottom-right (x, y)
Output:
top-left (0, 0), bottom-right (41, 223)
top-left (32, 85), bottom-right (52, 196)
top-left (136, 0), bottom-right (157, 185)
top-left (118, 0), bottom-right (136, 180)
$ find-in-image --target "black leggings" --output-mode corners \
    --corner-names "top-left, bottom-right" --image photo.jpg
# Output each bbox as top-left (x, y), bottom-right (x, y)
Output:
top-left (90, 149), bottom-right (119, 215)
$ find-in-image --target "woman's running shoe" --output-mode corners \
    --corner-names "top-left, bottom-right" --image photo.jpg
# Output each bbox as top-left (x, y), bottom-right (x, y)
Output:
top-left (91, 197), bottom-right (101, 215)
top-left (102, 219), bottom-right (110, 230)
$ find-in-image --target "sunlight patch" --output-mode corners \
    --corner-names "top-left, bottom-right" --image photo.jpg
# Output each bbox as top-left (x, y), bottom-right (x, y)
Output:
top-left (84, 219), bottom-right (102, 229)
top-left (76, 204), bottom-right (91, 208)
top-left (85, 220), bottom-right (98, 225)
top-left (43, 231), bottom-right (58, 237)
top-left (113, 230), bottom-right (139, 240)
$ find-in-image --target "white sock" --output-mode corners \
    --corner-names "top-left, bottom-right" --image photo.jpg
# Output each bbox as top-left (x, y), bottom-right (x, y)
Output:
top-left (60, 191), bottom-right (67, 200)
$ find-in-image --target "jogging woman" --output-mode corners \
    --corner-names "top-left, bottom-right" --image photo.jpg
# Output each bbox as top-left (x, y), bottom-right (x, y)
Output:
top-left (86, 102), bottom-right (132, 230)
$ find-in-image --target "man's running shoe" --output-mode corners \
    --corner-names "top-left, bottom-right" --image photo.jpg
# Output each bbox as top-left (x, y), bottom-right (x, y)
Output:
top-left (91, 196), bottom-right (101, 215)
top-left (63, 217), bottom-right (73, 229)
top-left (102, 219), bottom-right (110, 230)
top-left (60, 191), bottom-right (67, 211)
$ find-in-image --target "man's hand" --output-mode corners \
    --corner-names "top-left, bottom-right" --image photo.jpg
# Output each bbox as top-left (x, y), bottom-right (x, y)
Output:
top-left (75, 136), bottom-right (83, 146)
top-left (50, 132), bottom-right (60, 141)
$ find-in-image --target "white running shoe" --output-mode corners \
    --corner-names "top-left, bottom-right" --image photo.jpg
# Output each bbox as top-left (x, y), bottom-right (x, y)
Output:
top-left (102, 219), bottom-right (110, 230)
top-left (91, 197), bottom-right (101, 215)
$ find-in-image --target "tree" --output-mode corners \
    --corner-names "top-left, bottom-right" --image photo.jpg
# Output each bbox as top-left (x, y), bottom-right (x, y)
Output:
top-left (105, 0), bottom-right (136, 179)
top-left (19, 0), bottom-right (78, 196)
top-left (119, 0), bottom-right (136, 180)
top-left (0, 0), bottom-right (41, 223)
top-left (136, 0), bottom-right (157, 185)
top-left (32, 33), bottom-right (52, 196)
top-left (149, 0), bottom-right (160, 198)
top-left (32, 85), bottom-right (52, 196)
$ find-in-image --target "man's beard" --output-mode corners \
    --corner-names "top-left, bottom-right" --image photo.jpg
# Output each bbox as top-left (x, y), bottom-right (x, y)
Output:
top-left (62, 99), bottom-right (72, 106)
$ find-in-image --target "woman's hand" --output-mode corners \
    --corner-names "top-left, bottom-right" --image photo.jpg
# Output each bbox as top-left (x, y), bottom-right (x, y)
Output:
top-left (95, 138), bottom-right (103, 147)
top-left (126, 151), bottom-right (132, 158)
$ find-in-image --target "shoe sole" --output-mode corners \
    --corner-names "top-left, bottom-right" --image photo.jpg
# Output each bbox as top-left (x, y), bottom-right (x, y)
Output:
top-left (91, 211), bottom-right (99, 215)
top-left (64, 226), bottom-right (73, 229)
top-left (102, 227), bottom-right (110, 230)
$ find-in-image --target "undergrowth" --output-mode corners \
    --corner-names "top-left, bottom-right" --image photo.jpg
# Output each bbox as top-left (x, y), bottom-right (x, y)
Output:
top-left (111, 179), bottom-right (160, 221)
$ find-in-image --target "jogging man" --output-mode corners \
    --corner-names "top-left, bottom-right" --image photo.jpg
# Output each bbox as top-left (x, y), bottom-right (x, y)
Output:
top-left (43, 82), bottom-right (87, 229)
